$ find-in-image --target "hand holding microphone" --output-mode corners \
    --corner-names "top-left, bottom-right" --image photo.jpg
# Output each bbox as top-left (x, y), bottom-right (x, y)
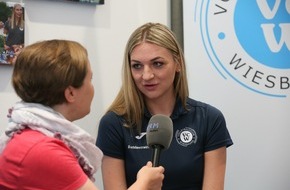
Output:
top-left (146, 114), bottom-right (173, 167)
top-left (131, 114), bottom-right (172, 190)
top-left (135, 161), bottom-right (165, 190)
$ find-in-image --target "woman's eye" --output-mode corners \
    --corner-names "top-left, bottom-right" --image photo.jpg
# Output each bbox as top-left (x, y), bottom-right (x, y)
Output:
top-left (153, 62), bottom-right (163, 67)
top-left (131, 63), bottom-right (142, 69)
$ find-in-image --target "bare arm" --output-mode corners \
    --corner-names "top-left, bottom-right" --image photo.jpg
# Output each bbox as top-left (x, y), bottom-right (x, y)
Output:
top-left (101, 155), bottom-right (164, 190)
top-left (102, 155), bottom-right (127, 190)
top-left (77, 179), bottom-right (99, 190)
top-left (202, 146), bottom-right (227, 190)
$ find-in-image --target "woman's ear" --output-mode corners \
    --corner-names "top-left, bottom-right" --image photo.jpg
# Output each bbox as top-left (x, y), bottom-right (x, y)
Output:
top-left (64, 86), bottom-right (76, 103)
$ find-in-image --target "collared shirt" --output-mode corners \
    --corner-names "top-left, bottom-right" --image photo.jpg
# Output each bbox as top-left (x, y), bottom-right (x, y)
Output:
top-left (96, 97), bottom-right (233, 190)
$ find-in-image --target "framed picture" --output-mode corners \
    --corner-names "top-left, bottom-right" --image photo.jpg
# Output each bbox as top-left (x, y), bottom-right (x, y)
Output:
top-left (0, 1), bottom-right (24, 65)
top-left (63, 0), bottom-right (104, 5)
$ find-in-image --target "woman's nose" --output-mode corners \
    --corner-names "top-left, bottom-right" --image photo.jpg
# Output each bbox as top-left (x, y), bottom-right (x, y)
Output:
top-left (142, 68), bottom-right (154, 80)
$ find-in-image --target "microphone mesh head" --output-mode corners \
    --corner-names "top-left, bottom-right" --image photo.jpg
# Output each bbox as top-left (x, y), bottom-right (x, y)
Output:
top-left (146, 114), bottom-right (173, 150)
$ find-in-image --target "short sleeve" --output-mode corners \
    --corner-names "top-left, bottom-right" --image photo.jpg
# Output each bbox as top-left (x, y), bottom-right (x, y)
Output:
top-left (96, 112), bottom-right (125, 159)
top-left (204, 105), bottom-right (233, 152)
top-left (21, 139), bottom-right (88, 190)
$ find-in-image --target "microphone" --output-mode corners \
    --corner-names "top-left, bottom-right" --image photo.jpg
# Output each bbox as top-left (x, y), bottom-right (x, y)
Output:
top-left (146, 114), bottom-right (173, 167)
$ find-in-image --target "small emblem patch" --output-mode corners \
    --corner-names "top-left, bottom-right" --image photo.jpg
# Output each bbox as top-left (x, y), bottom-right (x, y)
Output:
top-left (175, 127), bottom-right (197, 147)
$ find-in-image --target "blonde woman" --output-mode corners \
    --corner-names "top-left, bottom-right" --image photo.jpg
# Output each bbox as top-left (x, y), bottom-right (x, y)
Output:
top-left (96, 22), bottom-right (233, 190)
top-left (4, 3), bottom-right (24, 51)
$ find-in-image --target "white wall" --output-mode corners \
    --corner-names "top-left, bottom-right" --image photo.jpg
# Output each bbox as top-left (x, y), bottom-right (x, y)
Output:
top-left (0, 0), bottom-right (170, 189)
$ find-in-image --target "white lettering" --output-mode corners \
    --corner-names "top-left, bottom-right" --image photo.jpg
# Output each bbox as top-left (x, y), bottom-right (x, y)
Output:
top-left (261, 23), bottom-right (290, 52)
top-left (256, 0), bottom-right (281, 19)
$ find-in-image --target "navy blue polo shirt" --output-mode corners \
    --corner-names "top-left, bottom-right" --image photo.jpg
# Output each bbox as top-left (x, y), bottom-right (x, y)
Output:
top-left (96, 98), bottom-right (233, 190)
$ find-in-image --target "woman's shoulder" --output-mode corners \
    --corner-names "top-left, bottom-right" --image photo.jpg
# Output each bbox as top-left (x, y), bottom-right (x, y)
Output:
top-left (100, 111), bottom-right (123, 123)
top-left (18, 129), bottom-right (72, 156)
top-left (8, 129), bottom-right (61, 148)
top-left (186, 97), bottom-right (224, 116)
top-left (3, 129), bottom-right (75, 168)
top-left (99, 111), bottom-right (125, 131)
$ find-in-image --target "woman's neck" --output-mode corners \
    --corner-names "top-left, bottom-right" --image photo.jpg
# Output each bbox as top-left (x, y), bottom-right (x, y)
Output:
top-left (145, 93), bottom-right (176, 117)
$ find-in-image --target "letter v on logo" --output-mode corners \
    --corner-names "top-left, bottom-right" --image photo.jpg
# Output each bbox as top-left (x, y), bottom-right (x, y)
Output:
top-left (257, 0), bottom-right (290, 52)
top-left (256, 0), bottom-right (281, 19)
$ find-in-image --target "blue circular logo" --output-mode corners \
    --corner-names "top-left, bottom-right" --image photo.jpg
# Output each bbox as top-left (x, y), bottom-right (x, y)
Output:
top-left (234, 0), bottom-right (290, 69)
top-left (193, 0), bottom-right (290, 98)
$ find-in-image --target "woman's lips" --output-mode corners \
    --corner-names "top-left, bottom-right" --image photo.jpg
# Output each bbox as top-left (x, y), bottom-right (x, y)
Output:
top-left (144, 84), bottom-right (157, 91)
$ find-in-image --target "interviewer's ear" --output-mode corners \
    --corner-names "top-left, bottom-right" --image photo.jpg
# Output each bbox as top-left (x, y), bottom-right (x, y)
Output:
top-left (64, 86), bottom-right (76, 103)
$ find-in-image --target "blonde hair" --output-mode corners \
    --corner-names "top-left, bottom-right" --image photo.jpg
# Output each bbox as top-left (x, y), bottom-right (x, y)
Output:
top-left (107, 22), bottom-right (189, 133)
top-left (10, 4), bottom-right (24, 29)
top-left (13, 39), bottom-right (89, 107)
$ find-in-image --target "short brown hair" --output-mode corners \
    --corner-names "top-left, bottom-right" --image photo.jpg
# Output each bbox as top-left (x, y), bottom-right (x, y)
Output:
top-left (12, 39), bottom-right (89, 107)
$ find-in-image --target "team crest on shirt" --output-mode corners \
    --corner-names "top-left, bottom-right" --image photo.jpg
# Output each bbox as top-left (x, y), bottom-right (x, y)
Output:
top-left (175, 127), bottom-right (197, 147)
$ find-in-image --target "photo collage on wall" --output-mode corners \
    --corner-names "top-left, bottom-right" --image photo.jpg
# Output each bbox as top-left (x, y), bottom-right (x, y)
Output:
top-left (0, 0), bottom-right (24, 65)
